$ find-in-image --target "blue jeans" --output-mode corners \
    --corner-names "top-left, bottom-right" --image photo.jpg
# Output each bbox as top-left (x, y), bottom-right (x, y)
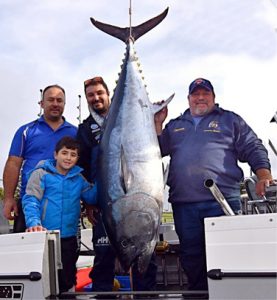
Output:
top-left (172, 199), bottom-right (241, 291)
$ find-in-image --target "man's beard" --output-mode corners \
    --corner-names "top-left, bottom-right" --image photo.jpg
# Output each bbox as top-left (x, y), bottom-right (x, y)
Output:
top-left (195, 106), bottom-right (209, 116)
top-left (93, 106), bottom-right (107, 115)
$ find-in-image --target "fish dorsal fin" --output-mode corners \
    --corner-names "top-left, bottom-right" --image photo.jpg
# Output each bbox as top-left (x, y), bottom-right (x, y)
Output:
top-left (151, 93), bottom-right (175, 115)
top-left (90, 8), bottom-right (169, 44)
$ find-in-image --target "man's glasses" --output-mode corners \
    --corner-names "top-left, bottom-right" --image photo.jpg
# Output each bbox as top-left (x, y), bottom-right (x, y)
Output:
top-left (84, 76), bottom-right (104, 88)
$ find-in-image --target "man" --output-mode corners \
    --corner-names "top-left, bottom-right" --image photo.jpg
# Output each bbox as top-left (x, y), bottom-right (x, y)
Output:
top-left (3, 84), bottom-right (77, 232)
top-left (77, 76), bottom-right (157, 297)
top-left (154, 78), bottom-right (273, 297)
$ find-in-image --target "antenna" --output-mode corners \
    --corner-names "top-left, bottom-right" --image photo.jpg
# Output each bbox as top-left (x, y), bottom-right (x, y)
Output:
top-left (77, 94), bottom-right (82, 124)
top-left (129, 0), bottom-right (132, 38)
top-left (38, 89), bottom-right (43, 117)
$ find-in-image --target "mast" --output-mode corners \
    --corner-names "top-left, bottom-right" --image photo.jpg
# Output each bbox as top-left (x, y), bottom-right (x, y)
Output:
top-left (38, 89), bottom-right (43, 117)
top-left (77, 94), bottom-right (82, 124)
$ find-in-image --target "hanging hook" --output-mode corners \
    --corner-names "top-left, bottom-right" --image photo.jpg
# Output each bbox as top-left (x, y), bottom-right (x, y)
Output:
top-left (129, 0), bottom-right (132, 39)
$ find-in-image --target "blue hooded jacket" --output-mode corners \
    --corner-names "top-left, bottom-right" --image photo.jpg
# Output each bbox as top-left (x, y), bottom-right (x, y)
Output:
top-left (22, 159), bottom-right (97, 238)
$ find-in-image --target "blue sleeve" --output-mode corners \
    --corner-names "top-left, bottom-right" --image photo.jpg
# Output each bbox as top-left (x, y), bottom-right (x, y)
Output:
top-left (9, 125), bottom-right (28, 157)
top-left (22, 194), bottom-right (42, 227)
top-left (234, 115), bottom-right (271, 172)
top-left (81, 180), bottom-right (98, 205)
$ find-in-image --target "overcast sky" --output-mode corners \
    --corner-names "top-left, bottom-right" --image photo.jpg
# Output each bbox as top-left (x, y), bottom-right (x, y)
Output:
top-left (1, 0), bottom-right (277, 184)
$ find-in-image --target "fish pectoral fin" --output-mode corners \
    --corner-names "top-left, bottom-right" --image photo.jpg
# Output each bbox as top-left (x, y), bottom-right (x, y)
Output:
top-left (121, 145), bottom-right (133, 192)
top-left (151, 93), bottom-right (175, 114)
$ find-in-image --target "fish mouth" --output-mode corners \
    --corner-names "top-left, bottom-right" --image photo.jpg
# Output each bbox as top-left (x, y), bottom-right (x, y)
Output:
top-left (108, 192), bottom-right (161, 272)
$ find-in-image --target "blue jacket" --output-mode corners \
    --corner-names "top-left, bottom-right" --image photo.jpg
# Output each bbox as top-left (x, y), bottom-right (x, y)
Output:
top-left (22, 159), bottom-right (97, 238)
top-left (159, 105), bottom-right (271, 203)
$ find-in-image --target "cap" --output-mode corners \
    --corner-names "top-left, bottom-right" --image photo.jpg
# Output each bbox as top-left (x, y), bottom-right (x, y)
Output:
top-left (188, 78), bottom-right (214, 94)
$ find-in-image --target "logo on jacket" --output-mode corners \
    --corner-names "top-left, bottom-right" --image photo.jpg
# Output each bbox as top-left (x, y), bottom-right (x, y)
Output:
top-left (208, 121), bottom-right (219, 129)
top-left (90, 124), bottom-right (101, 141)
top-left (173, 127), bottom-right (185, 132)
top-left (96, 236), bottom-right (110, 245)
top-left (204, 120), bottom-right (221, 133)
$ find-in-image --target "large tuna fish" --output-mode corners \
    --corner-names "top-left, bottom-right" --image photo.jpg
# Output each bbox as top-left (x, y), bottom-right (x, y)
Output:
top-left (90, 8), bottom-right (174, 272)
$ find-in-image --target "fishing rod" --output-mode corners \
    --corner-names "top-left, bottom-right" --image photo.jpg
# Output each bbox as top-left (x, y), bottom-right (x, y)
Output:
top-left (204, 179), bottom-right (235, 216)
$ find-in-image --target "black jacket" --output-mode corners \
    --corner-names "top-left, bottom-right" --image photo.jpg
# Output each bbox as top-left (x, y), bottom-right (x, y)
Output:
top-left (77, 115), bottom-right (102, 183)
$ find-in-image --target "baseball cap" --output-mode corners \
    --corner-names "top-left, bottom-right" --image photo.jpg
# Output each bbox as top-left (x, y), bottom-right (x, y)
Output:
top-left (189, 78), bottom-right (214, 94)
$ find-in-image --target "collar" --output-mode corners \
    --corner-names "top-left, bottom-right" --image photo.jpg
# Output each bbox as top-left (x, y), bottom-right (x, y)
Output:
top-left (88, 106), bottom-right (106, 128)
top-left (38, 115), bottom-right (74, 128)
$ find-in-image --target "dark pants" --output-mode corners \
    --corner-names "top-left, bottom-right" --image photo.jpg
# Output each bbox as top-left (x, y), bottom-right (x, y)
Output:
top-left (58, 236), bottom-right (79, 293)
top-left (13, 200), bottom-right (26, 233)
top-left (90, 211), bottom-right (157, 291)
top-left (90, 212), bottom-right (116, 292)
top-left (172, 199), bottom-right (241, 291)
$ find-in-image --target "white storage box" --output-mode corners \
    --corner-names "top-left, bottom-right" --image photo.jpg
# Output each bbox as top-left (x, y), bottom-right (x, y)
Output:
top-left (205, 213), bottom-right (277, 300)
top-left (0, 231), bottom-right (61, 299)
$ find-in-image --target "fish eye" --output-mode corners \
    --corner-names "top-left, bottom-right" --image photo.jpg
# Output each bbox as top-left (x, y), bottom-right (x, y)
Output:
top-left (121, 239), bottom-right (128, 248)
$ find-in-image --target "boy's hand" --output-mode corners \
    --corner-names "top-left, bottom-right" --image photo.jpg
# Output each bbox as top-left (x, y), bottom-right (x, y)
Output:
top-left (26, 225), bottom-right (46, 232)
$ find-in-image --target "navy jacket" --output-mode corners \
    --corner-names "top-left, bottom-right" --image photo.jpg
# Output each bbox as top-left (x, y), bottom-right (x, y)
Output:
top-left (77, 115), bottom-right (102, 183)
top-left (158, 104), bottom-right (271, 203)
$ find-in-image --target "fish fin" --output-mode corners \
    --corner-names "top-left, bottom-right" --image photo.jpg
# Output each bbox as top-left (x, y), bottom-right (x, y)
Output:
top-left (151, 93), bottom-right (175, 115)
top-left (120, 145), bottom-right (130, 193)
top-left (90, 8), bottom-right (169, 44)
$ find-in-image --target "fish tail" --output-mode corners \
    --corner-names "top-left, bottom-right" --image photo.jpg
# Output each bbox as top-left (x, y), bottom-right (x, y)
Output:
top-left (90, 7), bottom-right (169, 44)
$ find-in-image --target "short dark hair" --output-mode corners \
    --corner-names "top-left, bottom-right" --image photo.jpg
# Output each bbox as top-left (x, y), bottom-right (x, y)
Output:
top-left (55, 136), bottom-right (80, 156)
top-left (42, 84), bottom-right (66, 99)
top-left (84, 76), bottom-right (109, 96)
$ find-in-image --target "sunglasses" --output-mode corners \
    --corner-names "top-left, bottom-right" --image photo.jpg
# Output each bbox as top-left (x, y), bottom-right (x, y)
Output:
top-left (84, 76), bottom-right (104, 88)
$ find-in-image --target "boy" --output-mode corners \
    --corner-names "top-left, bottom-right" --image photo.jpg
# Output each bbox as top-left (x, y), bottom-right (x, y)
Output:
top-left (22, 136), bottom-right (97, 293)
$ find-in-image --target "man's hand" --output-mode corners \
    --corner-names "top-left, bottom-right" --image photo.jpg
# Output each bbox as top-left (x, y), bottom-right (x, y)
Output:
top-left (3, 197), bottom-right (18, 220)
top-left (255, 168), bottom-right (274, 197)
top-left (154, 101), bottom-right (168, 135)
top-left (84, 204), bottom-right (99, 226)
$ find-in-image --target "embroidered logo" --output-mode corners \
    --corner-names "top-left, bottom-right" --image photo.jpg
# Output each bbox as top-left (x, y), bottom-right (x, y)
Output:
top-left (204, 120), bottom-right (220, 133)
top-left (208, 121), bottom-right (219, 129)
top-left (195, 78), bottom-right (204, 85)
top-left (174, 127), bottom-right (185, 132)
top-left (91, 124), bottom-right (99, 130)
top-left (90, 123), bottom-right (101, 141)
top-left (96, 236), bottom-right (110, 245)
